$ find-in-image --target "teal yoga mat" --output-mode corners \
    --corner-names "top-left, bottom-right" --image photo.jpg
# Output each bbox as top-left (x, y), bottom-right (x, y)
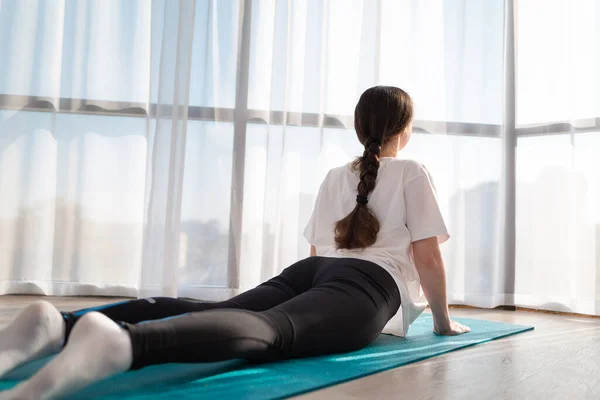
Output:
top-left (0, 314), bottom-right (532, 399)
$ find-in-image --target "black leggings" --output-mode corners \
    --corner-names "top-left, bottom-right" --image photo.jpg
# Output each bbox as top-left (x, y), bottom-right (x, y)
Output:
top-left (61, 257), bottom-right (400, 370)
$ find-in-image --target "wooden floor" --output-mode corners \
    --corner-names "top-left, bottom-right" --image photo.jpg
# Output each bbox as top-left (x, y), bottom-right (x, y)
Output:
top-left (1, 296), bottom-right (599, 400)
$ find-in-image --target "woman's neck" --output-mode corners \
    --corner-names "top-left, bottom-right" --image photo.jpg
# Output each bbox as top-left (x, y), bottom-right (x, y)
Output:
top-left (380, 142), bottom-right (399, 158)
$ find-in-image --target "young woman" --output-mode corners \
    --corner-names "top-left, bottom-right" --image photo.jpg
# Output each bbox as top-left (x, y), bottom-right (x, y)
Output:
top-left (0, 86), bottom-right (469, 399)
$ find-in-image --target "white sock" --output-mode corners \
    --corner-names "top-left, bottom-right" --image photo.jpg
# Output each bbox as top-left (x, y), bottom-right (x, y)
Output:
top-left (4, 312), bottom-right (133, 400)
top-left (0, 301), bottom-right (65, 378)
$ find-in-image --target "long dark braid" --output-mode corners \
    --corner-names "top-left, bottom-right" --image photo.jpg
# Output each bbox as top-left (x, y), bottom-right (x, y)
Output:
top-left (334, 86), bottom-right (413, 250)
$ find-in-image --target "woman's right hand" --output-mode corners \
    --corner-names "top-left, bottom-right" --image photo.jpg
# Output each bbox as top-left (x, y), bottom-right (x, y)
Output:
top-left (434, 320), bottom-right (471, 336)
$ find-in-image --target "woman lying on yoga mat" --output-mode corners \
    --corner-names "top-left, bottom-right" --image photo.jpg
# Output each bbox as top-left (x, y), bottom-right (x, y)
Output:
top-left (0, 86), bottom-right (469, 399)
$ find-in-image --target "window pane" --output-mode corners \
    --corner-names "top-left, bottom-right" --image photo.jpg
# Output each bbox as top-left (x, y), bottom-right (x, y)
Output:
top-left (241, 124), bottom-right (325, 286)
top-left (380, 0), bottom-right (504, 124)
top-left (516, 133), bottom-right (600, 313)
top-left (60, 0), bottom-right (152, 102)
top-left (53, 114), bottom-right (147, 285)
top-left (179, 121), bottom-right (233, 287)
top-left (247, 0), bottom-right (374, 115)
top-left (517, 0), bottom-right (600, 125)
top-left (0, 1), bottom-right (66, 98)
top-left (188, 0), bottom-right (240, 108)
top-left (0, 111), bottom-right (146, 287)
top-left (0, 1), bottom-right (153, 102)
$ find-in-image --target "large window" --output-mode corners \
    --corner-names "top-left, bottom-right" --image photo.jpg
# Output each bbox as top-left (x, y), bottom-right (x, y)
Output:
top-left (0, 0), bottom-right (506, 292)
top-left (1, 0), bottom-right (599, 314)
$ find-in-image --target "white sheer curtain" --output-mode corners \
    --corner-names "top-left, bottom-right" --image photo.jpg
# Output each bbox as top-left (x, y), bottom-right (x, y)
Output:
top-left (0, 0), bottom-right (197, 297)
top-left (515, 0), bottom-right (600, 314)
top-left (0, 0), bottom-right (598, 317)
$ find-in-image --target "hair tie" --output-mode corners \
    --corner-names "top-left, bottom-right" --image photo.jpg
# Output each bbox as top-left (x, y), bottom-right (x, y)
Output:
top-left (356, 195), bottom-right (368, 205)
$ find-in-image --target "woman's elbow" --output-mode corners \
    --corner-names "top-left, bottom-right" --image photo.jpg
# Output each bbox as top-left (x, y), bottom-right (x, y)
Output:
top-left (412, 238), bottom-right (444, 268)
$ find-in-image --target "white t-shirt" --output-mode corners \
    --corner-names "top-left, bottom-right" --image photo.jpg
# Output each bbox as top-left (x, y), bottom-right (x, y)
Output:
top-left (303, 157), bottom-right (449, 337)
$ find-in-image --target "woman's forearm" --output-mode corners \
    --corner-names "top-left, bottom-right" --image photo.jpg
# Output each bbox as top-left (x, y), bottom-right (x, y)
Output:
top-left (416, 261), bottom-right (451, 330)
top-left (411, 238), bottom-right (451, 331)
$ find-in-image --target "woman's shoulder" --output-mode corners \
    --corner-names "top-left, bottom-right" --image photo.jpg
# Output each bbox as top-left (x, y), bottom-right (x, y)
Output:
top-left (381, 158), bottom-right (431, 181)
top-left (324, 158), bottom-right (433, 185)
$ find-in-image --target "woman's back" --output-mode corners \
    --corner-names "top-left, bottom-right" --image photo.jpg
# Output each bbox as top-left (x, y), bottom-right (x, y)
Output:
top-left (304, 157), bottom-right (449, 336)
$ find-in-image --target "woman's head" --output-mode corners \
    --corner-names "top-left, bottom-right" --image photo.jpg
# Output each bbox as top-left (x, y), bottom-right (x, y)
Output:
top-left (334, 86), bottom-right (413, 250)
top-left (354, 86), bottom-right (414, 152)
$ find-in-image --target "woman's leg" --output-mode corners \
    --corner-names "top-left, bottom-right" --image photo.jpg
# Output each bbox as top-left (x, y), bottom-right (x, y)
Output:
top-left (120, 257), bottom-right (400, 368)
top-left (0, 298), bottom-right (209, 381)
top-left (0, 258), bottom-right (315, 382)
top-left (60, 256), bottom-right (316, 341)
top-left (3, 258), bottom-right (399, 399)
